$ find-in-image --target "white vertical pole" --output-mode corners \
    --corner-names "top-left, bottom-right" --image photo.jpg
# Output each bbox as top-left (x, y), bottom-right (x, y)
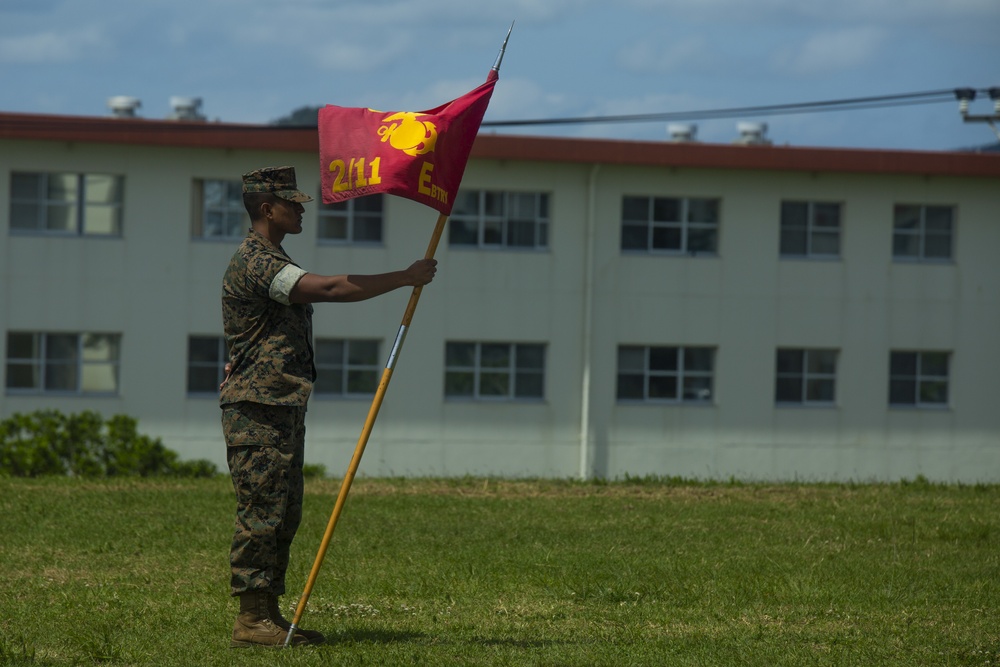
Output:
top-left (578, 163), bottom-right (601, 480)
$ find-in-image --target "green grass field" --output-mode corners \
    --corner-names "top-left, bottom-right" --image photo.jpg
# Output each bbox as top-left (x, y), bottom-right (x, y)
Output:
top-left (0, 475), bottom-right (997, 666)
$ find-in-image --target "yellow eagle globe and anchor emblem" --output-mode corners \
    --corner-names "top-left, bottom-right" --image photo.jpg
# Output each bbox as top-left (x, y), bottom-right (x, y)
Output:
top-left (376, 112), bottom-right (438, 156)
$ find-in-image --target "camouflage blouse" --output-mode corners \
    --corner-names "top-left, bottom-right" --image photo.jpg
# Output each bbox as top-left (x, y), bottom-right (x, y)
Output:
top-left (220, 229), bottom-right (316, 407)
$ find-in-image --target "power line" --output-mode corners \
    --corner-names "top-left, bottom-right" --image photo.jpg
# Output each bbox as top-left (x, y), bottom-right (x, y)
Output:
top-left (481, 88), bottom-right (980, 128)
top-left (3, 87), bottom-right (994, 134)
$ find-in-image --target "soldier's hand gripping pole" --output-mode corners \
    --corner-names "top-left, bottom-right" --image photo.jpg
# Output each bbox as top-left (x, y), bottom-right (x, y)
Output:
top-left (284, 212), bottom-right (449, 647)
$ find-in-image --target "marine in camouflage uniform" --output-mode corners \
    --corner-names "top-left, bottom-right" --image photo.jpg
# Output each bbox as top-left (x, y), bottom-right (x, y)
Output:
top-left (221, 165), bottom-right (319, 648)
top-left (220, 165), bottom-right (437, 648)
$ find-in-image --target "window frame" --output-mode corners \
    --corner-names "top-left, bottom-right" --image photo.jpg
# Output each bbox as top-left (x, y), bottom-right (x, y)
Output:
top-left (5, 331), bottom-right (121, 396)
top-left (620, 195), bottom-right (720, 255)
top-left (774, 348), bottom-right (838, 406)
top-left (186, 335), bottom-right (229, 396)
top-left (616, 345), bottom-right (715, 404)
top-left (892, 204), bottom-right (955, 262)
top-left (444, 341), bottom-right (546, 401)
top-left (888, 350), bottom-right (950, 408)
top-left (316, 194), bottom-right (385, 245)
top-left (447, 190), bottom-right (550, 250)
top-left (779, 200), bottom-right (842, 259)
top-left (192, 179), bottom-right (247, 241)
top-left (9, 171), bottom-right (124, 237)
top-left (313, 338), bottom-right (382, 398)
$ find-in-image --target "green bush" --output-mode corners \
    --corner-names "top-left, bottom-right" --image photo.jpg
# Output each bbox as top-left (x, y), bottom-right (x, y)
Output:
top-left (302, 463), bottom-right (327, 479)
top-left (0, 410), bottom-right (217, 479)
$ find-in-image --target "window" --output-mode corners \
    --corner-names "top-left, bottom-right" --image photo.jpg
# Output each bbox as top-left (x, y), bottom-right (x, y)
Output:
top-left (621, 196), bottom-right (719, 254)
top-left (314, 339), bottom-right (381, 396)
top-left (616, 346), bottom-right (714, 403)
top-left (893, 205), bottom-right (954, 260)
top-left (5, 332), bottom-right (121, 394)
top-left (780, 201), bottom-right (841, 258)
top-left (889, 351), bottom-right (949, 407)
top-left (187, 336), bottom-right (228, 395)
top-left (10, 171), bottom-right (123, 236)
top-left (193, 179), bottom-right (246, 240)
top-left (317, 194), bottom-right (384, 243)
top-left (448, 190), bottom-right (549, 249)
top-left (445, 342), bottom-right (545, 400)
top-left (775, 348), bottom-right (837, 405)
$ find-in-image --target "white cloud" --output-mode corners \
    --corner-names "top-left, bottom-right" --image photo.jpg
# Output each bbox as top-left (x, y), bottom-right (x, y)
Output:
top-left (318, 0), bottom-right (583, 23)
top-left (773, 26), bottom-right (885, 75)
top-left (801, 0), bottom-right (999, 22)
top-left (479, 77), bottom-right (573, 119)
top-left (622, 0), bottom-right (999, 22)
top-left (0, 0), bottom-right (62, 11)
top-left (589, 91), bottom-right (713, 114)
top-left (617, 35), bottom-right (715, 74)
top-left (0, 26), bottom-right (108, 63)
top-left (310, 37), bottom-right (414, 74)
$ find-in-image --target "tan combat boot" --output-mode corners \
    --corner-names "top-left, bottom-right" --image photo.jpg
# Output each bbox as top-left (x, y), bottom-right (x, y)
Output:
top-left (268, 594), bottom-right (326, 645)
top-left (230, 590), bottom-right (307, 648)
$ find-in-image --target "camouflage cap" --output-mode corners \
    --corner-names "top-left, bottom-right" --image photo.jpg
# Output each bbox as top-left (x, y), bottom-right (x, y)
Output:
top-left (241, 166), bottom-right (313, 203)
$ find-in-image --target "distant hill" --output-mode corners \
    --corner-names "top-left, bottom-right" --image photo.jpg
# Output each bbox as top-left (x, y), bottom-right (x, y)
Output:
top-left (957, 141), bottom-right (1000, 153)
top-left (271, 106), bottom-right (321, 127)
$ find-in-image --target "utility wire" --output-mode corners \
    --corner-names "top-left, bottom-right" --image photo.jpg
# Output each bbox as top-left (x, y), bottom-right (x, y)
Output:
top-left (481, 88), bottom-right (971, 128)
top-left (2, 87), bottom-right (991, 132)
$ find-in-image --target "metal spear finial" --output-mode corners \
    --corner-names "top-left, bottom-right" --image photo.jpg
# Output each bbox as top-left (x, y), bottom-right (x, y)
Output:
top-left (492, 21), bottom-right (515, 73)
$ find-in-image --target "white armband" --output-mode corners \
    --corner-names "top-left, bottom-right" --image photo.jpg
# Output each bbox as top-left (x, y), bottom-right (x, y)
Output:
top-left (269, 264), bottom-right (308, 305)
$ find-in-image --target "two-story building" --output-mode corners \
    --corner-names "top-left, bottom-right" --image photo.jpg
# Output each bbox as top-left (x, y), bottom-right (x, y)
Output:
top-left (2, 110), bottom-right (998, 481)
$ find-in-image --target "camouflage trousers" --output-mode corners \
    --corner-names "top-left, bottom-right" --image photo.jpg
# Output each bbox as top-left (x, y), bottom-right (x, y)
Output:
top-left (222, 401), bottom-right (306, 597)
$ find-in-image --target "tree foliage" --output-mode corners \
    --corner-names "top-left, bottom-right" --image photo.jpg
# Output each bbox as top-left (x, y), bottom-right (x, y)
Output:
top-left (271, 106), bottom-right (321, 127)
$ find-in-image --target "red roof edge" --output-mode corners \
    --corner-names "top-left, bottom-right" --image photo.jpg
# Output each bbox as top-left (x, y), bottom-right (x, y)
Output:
top-left (2, 111), bottom-right (999, 178)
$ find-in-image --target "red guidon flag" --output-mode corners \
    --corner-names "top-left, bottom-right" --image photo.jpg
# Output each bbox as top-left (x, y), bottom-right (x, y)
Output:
top-left (318, 71), bottom-right (498, 216)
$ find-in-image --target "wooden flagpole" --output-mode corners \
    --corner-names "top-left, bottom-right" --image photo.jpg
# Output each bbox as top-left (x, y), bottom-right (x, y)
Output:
top-left (284, 213), bottom-right (449, 645)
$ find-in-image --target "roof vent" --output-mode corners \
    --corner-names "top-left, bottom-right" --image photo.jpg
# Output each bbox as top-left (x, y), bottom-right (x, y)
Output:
top-left (107, 96), bottom-right (141, 118)
top-left (667, 123), bottom-right (698, 143)
top-left (735, 121), bottom-right (771, 146)
top-left (168, 96), bottom-right (205, 121)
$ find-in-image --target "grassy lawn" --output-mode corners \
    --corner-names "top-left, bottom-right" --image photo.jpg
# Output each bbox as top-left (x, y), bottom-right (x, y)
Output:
top-left (0, 475), bottom-right (997, 666)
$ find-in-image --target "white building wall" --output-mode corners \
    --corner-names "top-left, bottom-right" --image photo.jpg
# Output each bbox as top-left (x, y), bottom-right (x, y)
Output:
top-left (585, 166), bottom-right (1000, 481)
top-left (1, 137), bottom-right (998, 482)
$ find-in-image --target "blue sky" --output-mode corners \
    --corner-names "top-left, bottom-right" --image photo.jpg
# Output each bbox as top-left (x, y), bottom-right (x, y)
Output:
top-left (2, 0), bottom-right (998, 151)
